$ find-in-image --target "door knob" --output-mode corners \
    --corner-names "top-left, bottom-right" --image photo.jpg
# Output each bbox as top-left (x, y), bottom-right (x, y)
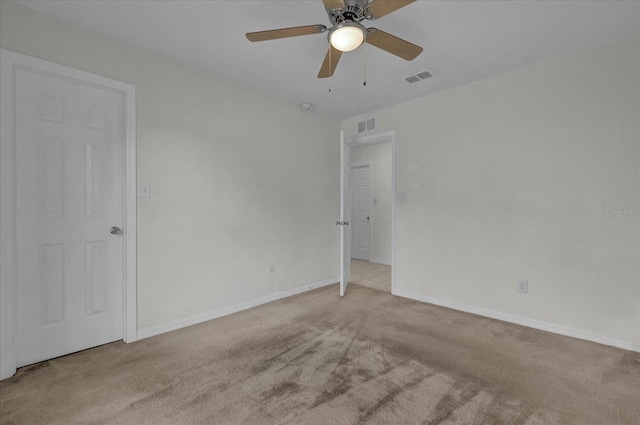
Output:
top-left (110, 226), bottom-right (122, 235)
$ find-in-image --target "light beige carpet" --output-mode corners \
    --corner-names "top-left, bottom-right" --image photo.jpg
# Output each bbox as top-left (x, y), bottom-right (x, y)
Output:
top-left (1, 284), bottom-right (638, 424)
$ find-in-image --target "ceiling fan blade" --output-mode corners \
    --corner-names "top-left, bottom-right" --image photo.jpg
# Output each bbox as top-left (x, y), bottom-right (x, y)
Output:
top-left (367, 0), bottom-right (416, 19)
top-left (366, 28), bottom-right (422, 61)
top-left (322, 0), bottom-right (345, 10)
top-left (246, 25), bottom-right (327, 42)
top-left (318, 46), bottom-right (343, 78)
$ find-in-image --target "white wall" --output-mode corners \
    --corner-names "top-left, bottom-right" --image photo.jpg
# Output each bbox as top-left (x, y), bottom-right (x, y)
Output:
top-left (343, 36), bottom-right (640, 350)
top-left (0, 1), bottom-right (340, 333)
top-left (350, 143), bottom-right (392, 265)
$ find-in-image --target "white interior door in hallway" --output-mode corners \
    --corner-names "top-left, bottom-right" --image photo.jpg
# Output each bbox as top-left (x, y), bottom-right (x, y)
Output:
top-left (350, 165), bottom-right (371, 261)
top-left (11, 57), bottom-right (126, 368)
top-left (339, 131), bottom-right (351, 296)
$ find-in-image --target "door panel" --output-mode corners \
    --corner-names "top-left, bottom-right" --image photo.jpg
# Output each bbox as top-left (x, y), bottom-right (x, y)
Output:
top-left (356, 222), bottom-right (368, 247)
top-left (15, 67), bottom-right (125, 367)
top-left (351, 165), bottom-right (371, 260)
top-left (40, 243), bottom-right (65, 325)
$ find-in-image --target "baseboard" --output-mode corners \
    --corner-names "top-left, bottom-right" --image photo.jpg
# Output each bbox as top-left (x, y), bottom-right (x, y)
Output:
top-left (369, 258), bottom-right (391, 266)
top-left (395, 289), bottom-right (639, 352)
top-left (137, 277), bottom-right (339, 340)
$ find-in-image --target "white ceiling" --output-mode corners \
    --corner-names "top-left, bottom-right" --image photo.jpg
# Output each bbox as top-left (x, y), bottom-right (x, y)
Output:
top-left (16, 0), bottom-right (640, 119)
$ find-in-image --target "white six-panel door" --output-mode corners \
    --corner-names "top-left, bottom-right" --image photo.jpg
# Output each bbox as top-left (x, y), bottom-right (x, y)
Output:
top-left (339, 131), bottom-right (351, 296)
top-left (14, 64), bottom-right (125, 367)
top-left (350, 165), bottom-right (371, 261)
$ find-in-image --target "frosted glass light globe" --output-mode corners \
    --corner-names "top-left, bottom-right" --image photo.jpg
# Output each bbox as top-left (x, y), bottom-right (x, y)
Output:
top-left (330, 24), bottom-right (365, 52)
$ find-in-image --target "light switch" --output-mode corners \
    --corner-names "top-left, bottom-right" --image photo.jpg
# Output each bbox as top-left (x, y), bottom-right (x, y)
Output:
top-left (409, 165), bottom-right (420, 189)
top-left (138, 183), bottom-right (151, 199)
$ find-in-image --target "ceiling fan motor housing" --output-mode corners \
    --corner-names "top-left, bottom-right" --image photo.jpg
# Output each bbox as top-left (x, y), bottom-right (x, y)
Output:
top-left (328, 0), bottom-right (367, 25)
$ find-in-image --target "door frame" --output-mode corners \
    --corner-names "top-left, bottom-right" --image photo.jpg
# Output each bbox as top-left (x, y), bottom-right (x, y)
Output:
top-left (349, 162), bottom-right (372, 261)
top-left (345, 130), bottom-right (396, 294)
top-left (0, 49), bottom-right (138, 380)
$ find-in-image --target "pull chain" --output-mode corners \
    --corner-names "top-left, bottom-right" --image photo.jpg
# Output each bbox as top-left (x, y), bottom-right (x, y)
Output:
top-left (363, 45), bottom-right (367, 86)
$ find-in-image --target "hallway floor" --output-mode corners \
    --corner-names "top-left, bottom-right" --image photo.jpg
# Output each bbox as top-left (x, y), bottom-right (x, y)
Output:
top-left (350, 259), bottom-right (391, 292)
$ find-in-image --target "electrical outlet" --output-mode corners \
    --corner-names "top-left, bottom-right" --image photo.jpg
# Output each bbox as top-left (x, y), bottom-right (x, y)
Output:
top-left (517, 279), bottom-right (528, 293)
top-left (269, 265), bottom-right (276, 273)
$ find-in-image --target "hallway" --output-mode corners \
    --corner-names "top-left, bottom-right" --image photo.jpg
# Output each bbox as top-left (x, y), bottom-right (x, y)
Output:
top-left (350, 259), bottom-right (391, 292)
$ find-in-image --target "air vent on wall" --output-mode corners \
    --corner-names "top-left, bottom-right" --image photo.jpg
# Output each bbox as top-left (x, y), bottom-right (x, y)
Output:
top-left (357, 117), bottom-right (377, 133)
top-left (405, 69), bottom-right (434, 84)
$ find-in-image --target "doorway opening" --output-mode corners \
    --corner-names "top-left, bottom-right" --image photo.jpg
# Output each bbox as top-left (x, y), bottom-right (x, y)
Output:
top-left (345, 131), bottom-right (395, 294)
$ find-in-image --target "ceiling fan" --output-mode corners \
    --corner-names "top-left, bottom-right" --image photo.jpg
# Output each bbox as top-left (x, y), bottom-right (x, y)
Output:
top-left (246, 0), bottom-right (423, 78)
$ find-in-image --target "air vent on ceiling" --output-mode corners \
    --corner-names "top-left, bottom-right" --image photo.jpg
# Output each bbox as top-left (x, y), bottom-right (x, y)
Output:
top-left (357, 117), bottom-right (377, 134)
top-left (405, 69), bottom-right (434, 84)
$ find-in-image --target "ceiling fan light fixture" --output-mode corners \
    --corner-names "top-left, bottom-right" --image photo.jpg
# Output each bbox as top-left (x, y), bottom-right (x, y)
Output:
top-left (329, 21), bottom-right (365, 52)
top-left (246, 0), bottom-right (422, 79)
